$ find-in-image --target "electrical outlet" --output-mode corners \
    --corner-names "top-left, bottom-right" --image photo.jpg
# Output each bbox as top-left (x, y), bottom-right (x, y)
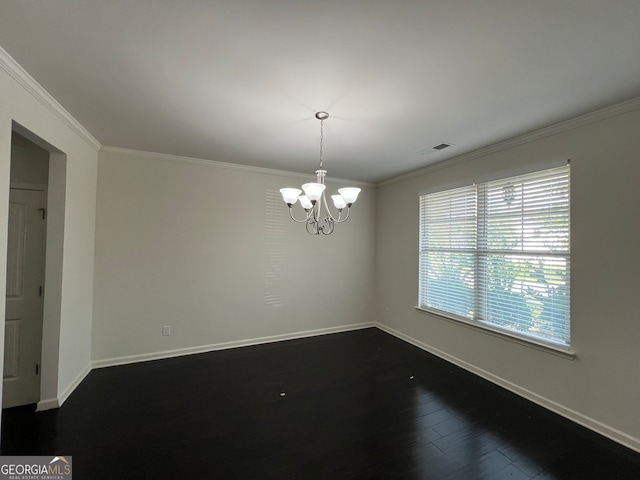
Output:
top-left (162, 325), bottom-right (171, 336)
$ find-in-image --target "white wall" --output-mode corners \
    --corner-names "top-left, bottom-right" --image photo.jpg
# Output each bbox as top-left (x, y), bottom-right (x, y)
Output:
top-left (10, 132), bottom-right (49, 185)
top-left (4, 39), bottom-right (638, 455)
top-left (0, 48), bottom-right (99, 409)
top-left (375, 100), bottom-right (640, 451)
top-left (91, 148), bottom-right (376, 364)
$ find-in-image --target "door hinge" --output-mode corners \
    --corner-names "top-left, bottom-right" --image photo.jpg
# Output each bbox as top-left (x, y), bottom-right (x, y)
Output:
top-left (36, 364), bottom-right (39, 375)
top-left (37, 208), bottom-right (46, 220)
top-left (39, 286), bottom-right (43, 297)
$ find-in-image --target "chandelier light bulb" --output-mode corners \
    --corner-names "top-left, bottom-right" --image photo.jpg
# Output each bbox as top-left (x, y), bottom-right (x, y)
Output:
top-left (331, 195), bottom-right (347, 210)
top-left (299, 195), bottom-right (313, 210)
top-left (338, 187), bottom-right (361, 205)
top-left (301, 183), bottom-right (326, 202)
top-left (280, 188), bottom-right (302, 205)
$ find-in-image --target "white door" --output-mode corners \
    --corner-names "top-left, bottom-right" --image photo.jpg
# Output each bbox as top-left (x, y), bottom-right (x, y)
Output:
top-left (3, 188), bottom-right (46, 408)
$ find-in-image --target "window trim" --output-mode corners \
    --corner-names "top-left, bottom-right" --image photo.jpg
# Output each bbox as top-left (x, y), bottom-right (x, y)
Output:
top-left (418, 165), bottom-right (571, 354)
top-left (414, 305), bottom-right (576, 359)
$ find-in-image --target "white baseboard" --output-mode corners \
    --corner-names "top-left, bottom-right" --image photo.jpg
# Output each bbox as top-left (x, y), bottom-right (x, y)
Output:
top-left (52, 362), bottom-right (92, 409)
top-left (375, 323), bottom-right (640, 454)
top-left (92, 322), bottom-right (375, 369)
top-left (36, 397), bottom-right (59, 412)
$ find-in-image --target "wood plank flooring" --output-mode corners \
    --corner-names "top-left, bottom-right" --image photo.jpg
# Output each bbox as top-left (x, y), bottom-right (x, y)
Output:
top-left (2, 328), bottom-right (639, 479)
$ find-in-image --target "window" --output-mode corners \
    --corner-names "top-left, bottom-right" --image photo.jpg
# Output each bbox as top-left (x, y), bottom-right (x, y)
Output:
top-left (418, 166), bottom-right (570, 348)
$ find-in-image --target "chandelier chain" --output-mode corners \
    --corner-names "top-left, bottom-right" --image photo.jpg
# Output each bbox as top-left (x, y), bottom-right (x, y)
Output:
top-left (319, 118), bottom-right (324, 170)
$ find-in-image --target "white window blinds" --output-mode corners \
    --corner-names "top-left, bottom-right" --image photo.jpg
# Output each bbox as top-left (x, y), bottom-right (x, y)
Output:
top-left (419, 166), bottom-right (570, 347)
top-left (419, 185), bottom-right (477, 319)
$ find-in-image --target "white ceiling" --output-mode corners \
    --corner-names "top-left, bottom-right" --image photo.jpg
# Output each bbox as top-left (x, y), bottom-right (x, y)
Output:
top-left (1, 1), bottom-right (640, 183)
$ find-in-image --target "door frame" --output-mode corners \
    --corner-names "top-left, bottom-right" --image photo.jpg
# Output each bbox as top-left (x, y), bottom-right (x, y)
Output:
top-left (4, 184), bottom-right (48, 407)
top-left (2, 125), bottom-right (67, 412)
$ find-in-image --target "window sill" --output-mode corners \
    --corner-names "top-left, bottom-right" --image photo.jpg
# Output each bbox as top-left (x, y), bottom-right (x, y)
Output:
top-left (414, 306), bottom-right (577, 360)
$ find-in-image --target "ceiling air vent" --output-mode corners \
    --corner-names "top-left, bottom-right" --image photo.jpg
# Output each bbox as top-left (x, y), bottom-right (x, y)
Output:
top-left (432, 142), bottom-right (451, 151)
top-left (417, 142), bottom-right (454, 156)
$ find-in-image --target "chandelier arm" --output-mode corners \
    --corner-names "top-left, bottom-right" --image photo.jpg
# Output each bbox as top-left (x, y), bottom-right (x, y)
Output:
top-left (316, 193), bottom-right (326, 224)
top-left (321, 220), bottom-right (335, 235)
top-left (322, 194), bottom-right (352, 223)
top-left (322, 194), bottom-right (336, 222)
top-left (332, 207), bottom-right (351, 224)
top-left (320, 214), bottom-right (335, 234)
top-left (321, 192), bottom-right (342, 223)
top-left (306, 219), bottom-right (319, 235)
top-left (314, 195), bottom-right (333, 235)
top-left (288, 207), bottom-right (313, 224)
top-left (311, 203), bottom-right (321, 224)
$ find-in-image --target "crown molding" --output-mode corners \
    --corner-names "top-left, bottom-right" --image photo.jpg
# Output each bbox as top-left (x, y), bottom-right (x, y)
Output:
top-left (100, 146), bottom-right (376, 187)
top-left (379, 96), bottom-right (640, 186)
top-left (0, 47), bottom-right (101, 151)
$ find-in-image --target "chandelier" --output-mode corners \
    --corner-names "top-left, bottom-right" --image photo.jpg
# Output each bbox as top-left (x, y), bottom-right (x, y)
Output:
top-left (279, 112), bottom-right (361, 235)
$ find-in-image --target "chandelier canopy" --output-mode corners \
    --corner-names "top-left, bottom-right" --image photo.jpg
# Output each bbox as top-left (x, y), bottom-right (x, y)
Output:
top-left (280, 112), bottom-right (360, 235)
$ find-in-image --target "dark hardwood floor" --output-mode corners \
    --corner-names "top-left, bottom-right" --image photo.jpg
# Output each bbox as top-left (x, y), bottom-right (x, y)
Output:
top-left (2, 328), bottom-right (639, 479)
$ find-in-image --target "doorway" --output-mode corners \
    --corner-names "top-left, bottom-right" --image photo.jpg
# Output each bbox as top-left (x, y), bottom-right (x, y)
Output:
top-left (2, 131), bottom-right (50, 409)
top-left (3, 188), bottom-right (46, 408)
